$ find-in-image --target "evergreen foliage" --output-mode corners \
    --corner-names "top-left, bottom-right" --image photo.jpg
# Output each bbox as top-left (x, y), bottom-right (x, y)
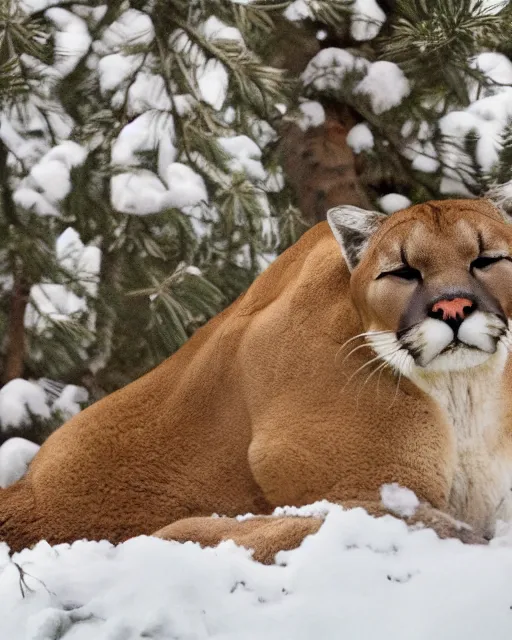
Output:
top-left (1, 0), bottom-right (512, 436)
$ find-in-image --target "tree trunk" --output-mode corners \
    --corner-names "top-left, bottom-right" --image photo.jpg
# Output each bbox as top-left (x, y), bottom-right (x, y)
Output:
top-left (279, 106), bottom-right (372, 225)
top-left (2, 267), bottom-right (31, 384)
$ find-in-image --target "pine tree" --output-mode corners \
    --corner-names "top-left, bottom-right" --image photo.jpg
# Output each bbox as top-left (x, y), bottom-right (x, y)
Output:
top-left (0, 0), bottom-right (300, 435)
top-left (279, 0), bottom-right (512, 214)
top-left (2, 0), bottom-right (512, 439)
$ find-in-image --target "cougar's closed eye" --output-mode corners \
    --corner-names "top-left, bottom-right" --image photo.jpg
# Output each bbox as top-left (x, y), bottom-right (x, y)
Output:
top-left (376, 265), bottom-right (422, 282)
top-left (470, 255), bottom-right (509, 271)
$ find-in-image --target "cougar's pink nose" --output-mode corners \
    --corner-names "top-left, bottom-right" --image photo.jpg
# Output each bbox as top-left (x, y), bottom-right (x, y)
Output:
top-left (431, 298), bottom-right (474, 322)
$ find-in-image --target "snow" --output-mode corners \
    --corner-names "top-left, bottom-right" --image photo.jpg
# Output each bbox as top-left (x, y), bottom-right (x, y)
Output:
top-left (436, 89), bottom-right (512, 190)
top-left (347, 122), bottom-right (374, 153)
top-left (302, 48), bottom-right (369, 92)
top-left (3, 504), bottom-right (512, 638)
top-left (379, 193), bottom-right (412, 214)
top-left (111, 171), bottom-right (169, 215)
top-left (98, 54), bottom-right (143, 94)
top-left (111, 112), bottom-right (175, 167)
top-left (0, 380), bottom-right (50, 431)
top-left (0, 438), bottom-right (40, 489)
top-left (42, 141), bottom-right (87, 169)
top-left (355, 61), bottom-right (411, 114)
top-left (350, 0), bottom-right (386, 41)
top-left (28, 283), bottom-right (87, 324)
top-left (13, 188), bottom-right (60, 217)
top-left (202, 16), bottom-right (243, 42)
top-left (296, 101), bottom-right (326, 131)
top-left (128, 73), bottom-right (172, 116)
top-left (52, 385), bottom-right (88, 419)
top-left (112, 164), bottom-right (208, 215)
top-left (25, 228), bottom-right (100, 330)
top-left (380, 483), bottom-right (420, 518)
top-left (163, 163), bottom-right (209, 207)
top-left (479, 0), bottom-right (509, 14)
top-left (197, 59), bottom-right (229, 110)
top-left (472, 52), bottom-right (512, 93)
top-left (56, 227), bottom-right (101, 296)
top-left (284, 0), bottom-right (312, 21)
top-left (45, 8), bottom-right (91, 77)
top-left (218, 136), bottom-right (266, 180)
top-left (98, 9), bottom-right (154, 55)
top-left (30, 160), bottom-right (71, 202)
top-left (14, 142), bottom-right (87, 215)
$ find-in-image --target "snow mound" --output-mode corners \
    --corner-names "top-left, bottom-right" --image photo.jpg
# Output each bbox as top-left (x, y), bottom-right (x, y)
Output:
top-left (2, 505), bottom-right (512, 639)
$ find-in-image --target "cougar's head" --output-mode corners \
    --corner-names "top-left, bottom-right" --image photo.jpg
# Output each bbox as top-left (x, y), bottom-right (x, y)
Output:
top-left (328, 199), bottom-right (512, 374)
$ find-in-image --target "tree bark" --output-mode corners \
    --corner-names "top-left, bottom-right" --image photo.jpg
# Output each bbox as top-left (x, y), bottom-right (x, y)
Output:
top-left (279, 106), bottom-right (372, 225)
top-left (2, 267), bottom-right (31, 384)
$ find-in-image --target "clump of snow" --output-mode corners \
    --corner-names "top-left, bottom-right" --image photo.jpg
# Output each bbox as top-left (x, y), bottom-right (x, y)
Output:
top-left (14, 142), bottom-right (88, 216)
top-left (13, 189), bottom-right (60, 217)
top-left (350, 0), bottom-right (386, 41)
top-left (45, 8), bottom-right (92, 77)
top-left (197, 59), bottom-right (229, 110)
top-left (52, 385), bottom-right (89, 419)
top-left (3, 505), bottom-right (512, 638)
top-left (111, 112), bottom-right (175, 167)
top-left (479, 0), bottom-right (509, 14)
top-left (471, 52), bottom-right (512, 95)
top-left (97, 9), bottom-right (154, 55)
top-left (0, 380), bottom-right (50, 431)
top-left (0, 438), bottom-right (40, 488)
top-left (112, 164), bottom-right (208, 215)
top-left (379, 193), bottom-right (412, 214)
top-left (56, 227), bottom-right (101, 296)
top-left (436, 89), bottom-right (512, 194)
top-left (164, 163), bottom-right (209, 207)
top-left (488, 180), bottom-right (512, 213)
top-left (218, 136), bottom-right (266, 180)
top-left (41, 141), bottom-right (87, 169)
top-left (128, 73), bottom-right (172, 115)
top-left (111, 171), bottom-right (169, 215)
top-left (27, 284), bottom-right (87, 328)
top-left (296, 101), bottom-right (326, 131)
top-left (26, 228), bottom-right (100, 331)
top-left (355, 61), bottom-right (411, 114)
top-left (347, 122), bottom-right (374, 153)
top-left (381, 483), bottom-right (420, 518)
top-left (202, 16), bottom-right (243, 42)
top-left (98, 53), bottom-right (143, 94)
top-left (284, 0), bottom-right (312, 20)
top-left (302, 48), bottom-right (369, 92)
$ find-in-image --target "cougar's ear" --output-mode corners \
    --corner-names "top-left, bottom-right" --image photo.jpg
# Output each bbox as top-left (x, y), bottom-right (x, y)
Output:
top-left (327, 205), bottom-right (386, 271)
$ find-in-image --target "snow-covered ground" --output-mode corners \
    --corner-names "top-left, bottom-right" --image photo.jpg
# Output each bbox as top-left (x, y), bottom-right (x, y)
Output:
top-left (1, 503), bottom-right (512, 639)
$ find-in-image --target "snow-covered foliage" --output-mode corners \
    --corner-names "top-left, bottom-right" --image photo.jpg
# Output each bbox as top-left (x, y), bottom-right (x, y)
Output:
top-left (297, 0), bottom-right (512, 206)
top-left (3, 0), bottom-right (512, 438)
top-left (0, 0), bottom-right (304, 413)
top-left (2, 504), bottom-right (512, 639)
top-left (0, 378), bottom-right (86, 432)
top-left (0, 380), bottom-right (50, 431)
